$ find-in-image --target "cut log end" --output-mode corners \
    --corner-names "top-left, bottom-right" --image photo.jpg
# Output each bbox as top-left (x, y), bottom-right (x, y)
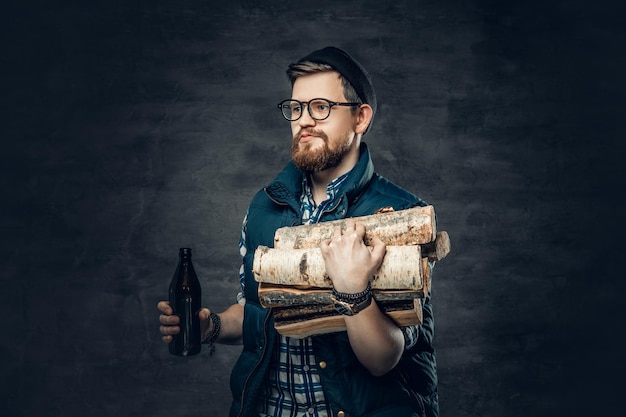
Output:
top-left (421, 231), bottom-right (451, 262)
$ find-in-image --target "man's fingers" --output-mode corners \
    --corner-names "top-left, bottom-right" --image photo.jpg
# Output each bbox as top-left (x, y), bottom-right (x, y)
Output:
top-left (160, 324), bottom-right (180, 336)
top-left (159, 313), bottom-right (180, 325)
top-left (354, 222), bottom-right (366, 238)
top-left (343, 219), bottom-right (356, 234)
top-left (157, 301), bottom-right (173, 315)
top-left (370, 235), bottom-right (387, 263)
top-left (158, 300), bottom-right (184, 344)
top-left (198, 308), bottom-right (211, 321)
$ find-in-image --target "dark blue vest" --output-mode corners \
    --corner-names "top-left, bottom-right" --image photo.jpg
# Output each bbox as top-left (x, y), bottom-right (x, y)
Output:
top-left (229, 144), bottom-right (439, 417)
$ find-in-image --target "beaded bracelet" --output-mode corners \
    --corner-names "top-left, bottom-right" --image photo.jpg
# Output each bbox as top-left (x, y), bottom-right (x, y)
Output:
top-left (202, 312), bottom-right (221, 356)
top-left (331, 281), bottom-right (372, 303)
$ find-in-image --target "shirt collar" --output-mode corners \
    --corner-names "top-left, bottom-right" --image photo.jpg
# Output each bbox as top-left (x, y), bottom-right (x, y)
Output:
top-left (302, 172), bottom-right (349, 206)
top-left (300, 172), bottom-right (350, 224)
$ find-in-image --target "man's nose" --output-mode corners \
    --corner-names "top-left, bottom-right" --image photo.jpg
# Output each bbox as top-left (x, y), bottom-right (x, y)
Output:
top-left (297, 105), bottom-right (316, 127)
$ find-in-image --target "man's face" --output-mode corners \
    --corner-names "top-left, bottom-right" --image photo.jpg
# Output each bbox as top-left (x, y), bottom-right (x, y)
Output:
top-left (290, 71), bottom-right (358, 172)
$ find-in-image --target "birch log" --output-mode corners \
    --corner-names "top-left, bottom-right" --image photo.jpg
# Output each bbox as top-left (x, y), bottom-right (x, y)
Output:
top-left (273, 205), bottom-right (436, 249)
top-left (273, 298), bottom-right (423, 339)
top-left (422, 231), bottom-right (451, 262)
top-left (258, 282), bottom-right (425, 308)
top-left (253, 245), bottom-right (423, 290)
top-left (273, 299), bottom-right (417, 320)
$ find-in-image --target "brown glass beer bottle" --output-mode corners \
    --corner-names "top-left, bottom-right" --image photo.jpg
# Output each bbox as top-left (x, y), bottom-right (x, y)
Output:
top-left (168, 248), bottom-right (201, 356)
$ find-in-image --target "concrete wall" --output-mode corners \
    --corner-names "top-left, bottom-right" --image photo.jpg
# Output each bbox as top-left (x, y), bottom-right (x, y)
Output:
top-left (2, 0), bottom-right (624, 416)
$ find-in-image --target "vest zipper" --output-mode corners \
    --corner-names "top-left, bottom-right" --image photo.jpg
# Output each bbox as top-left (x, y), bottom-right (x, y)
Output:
top-left (236, 310), bottom-right (273, 417)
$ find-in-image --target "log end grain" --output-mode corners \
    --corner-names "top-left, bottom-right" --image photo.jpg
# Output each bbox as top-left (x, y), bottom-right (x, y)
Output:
top-left (252, 245), bottom-right (271, 282)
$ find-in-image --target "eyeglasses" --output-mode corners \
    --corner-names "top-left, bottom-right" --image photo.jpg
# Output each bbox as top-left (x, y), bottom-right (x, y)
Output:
top-left (277, 98), bottom-right (361, 121)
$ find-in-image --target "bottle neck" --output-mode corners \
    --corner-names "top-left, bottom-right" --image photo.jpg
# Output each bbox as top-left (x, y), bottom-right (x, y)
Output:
top-left (179, 247), bottom-right (192, 260)
top-left (178, 248), bottom-right (193, 287)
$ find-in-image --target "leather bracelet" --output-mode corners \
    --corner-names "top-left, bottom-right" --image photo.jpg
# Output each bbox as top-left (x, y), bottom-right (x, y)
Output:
top-left (202, 312), bottom-right (221, 348)
top-left (331, 281), bottom-right (372, 303)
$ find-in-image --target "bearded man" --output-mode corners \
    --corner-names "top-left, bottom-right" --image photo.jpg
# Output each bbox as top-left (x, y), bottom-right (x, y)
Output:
top-left (158, 46), bottom-right (439, 417)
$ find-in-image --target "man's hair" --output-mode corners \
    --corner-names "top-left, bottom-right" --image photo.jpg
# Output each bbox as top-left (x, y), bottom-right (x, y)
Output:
top-left (286, 61), bottom-right (361, 112)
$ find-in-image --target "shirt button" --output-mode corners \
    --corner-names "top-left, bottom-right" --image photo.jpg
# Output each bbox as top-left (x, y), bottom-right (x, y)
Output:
top-left (307, 407), bottom-right (315, 414)
top-left (302, 365), bottom-right (310, 372)
top-left (337, 411), bottom-right (345, 417)
top-left (319, 361), bottom-right (327, 369)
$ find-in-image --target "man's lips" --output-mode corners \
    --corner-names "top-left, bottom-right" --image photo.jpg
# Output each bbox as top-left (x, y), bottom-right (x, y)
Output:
top-left (298, 131), bottom-right (323, 143)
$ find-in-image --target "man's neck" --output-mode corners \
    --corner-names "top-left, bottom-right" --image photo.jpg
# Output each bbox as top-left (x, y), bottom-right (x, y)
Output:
top-left (308, 146), bottom-right (360, 206)
top-left (308, 173), bottom-right (335, 206)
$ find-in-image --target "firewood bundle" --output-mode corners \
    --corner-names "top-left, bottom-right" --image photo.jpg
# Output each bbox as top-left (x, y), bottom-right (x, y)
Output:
top-left (253, 206), bottom-right (450, 338)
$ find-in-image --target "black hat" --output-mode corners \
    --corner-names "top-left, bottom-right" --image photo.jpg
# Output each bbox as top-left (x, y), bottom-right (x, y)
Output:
top-left (296, 46), bottom-right (377, 133)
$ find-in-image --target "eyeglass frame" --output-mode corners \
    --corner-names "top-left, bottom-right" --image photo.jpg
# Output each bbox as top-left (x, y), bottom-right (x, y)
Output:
top-left (277, 98), bottom-right (362, 121)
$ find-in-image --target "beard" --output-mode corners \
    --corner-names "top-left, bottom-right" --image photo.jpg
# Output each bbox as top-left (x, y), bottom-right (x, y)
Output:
top-left (291, 129), bottom-right (353, 172)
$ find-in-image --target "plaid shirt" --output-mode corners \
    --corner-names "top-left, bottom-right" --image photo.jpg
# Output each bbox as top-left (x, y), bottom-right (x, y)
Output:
top-left (238, 173), bottom-right (419, 416)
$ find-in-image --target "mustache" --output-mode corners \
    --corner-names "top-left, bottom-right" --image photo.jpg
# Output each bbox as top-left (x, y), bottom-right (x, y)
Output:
top-left (294, 129), bottom-right (328, 141)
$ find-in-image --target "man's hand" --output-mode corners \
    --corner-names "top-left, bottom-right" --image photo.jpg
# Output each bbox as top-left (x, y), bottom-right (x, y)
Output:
top-left (157, 301), bottom-right (213, 343)
top-left (320, 219), bottom-right (386, 293)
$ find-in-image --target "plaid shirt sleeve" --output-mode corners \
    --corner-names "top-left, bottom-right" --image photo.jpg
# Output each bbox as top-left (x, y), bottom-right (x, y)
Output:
top-left (401, 325), bottom-right (419, 350)
top-left (236, 211), bottom-right (249, 305)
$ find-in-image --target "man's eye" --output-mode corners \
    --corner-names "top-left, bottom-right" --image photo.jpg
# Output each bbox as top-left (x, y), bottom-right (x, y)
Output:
top-left (313, 103), bottom-right (328, 112)
top-left (290, 106), bottom-right (302, 113)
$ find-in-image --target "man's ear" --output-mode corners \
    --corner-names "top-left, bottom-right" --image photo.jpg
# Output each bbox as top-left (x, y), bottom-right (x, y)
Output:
top-left (354, 104), bottom-right (373, 134)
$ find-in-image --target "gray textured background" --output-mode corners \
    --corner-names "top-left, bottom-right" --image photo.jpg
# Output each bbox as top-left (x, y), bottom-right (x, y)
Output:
top-left (1, 0), bottom-right (625, 416)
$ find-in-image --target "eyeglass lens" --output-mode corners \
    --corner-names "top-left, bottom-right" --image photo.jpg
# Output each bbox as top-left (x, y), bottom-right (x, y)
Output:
top-left (281, 99), bottom-right (332, 121)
